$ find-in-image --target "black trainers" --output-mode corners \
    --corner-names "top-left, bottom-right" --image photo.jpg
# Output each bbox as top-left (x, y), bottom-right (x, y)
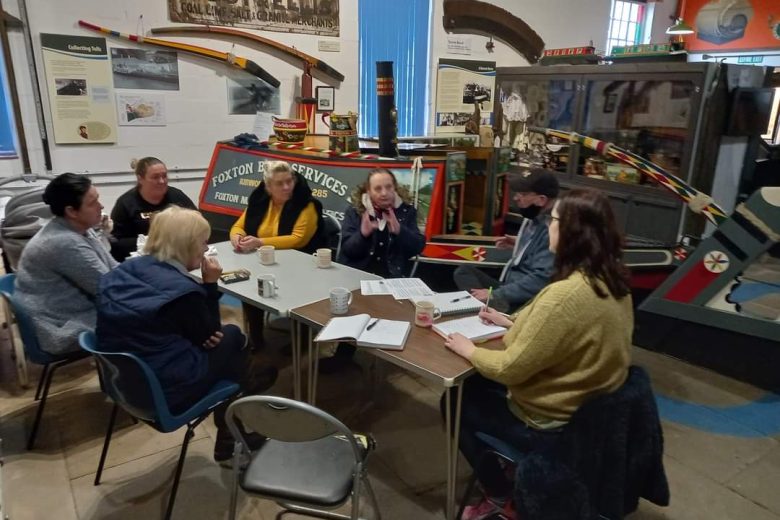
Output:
top-left (242, 361), bottom-right (278, 395)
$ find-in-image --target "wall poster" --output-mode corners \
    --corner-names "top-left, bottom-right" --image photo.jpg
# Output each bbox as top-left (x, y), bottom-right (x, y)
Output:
top-left (40, 33), bottom-right (117, 144)
top-left (117, 93), bottom-right (167, 126)
top-left (682, 0), bottom-right (780, 52)
top-left (111, 48), bottom-right (180, 91)
top-left (435, 59), bottom-right (496, 134)
top-left (168, 0), bottom-right (340, 37)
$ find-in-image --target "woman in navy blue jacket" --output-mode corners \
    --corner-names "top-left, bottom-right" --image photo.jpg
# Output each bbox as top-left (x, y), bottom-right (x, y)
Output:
top-left (322, 168), bottom-right (425, 371)
top-left (338, 168), bottom-right (425, 277)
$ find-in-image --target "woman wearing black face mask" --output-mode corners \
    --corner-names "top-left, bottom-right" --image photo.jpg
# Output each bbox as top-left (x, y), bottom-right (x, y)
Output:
top-left (453, 168), bottom-right (559, 313)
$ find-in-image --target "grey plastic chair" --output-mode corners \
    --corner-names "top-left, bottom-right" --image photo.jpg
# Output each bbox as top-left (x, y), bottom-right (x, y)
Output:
top-left (225, 395), bottom-right (380, 520)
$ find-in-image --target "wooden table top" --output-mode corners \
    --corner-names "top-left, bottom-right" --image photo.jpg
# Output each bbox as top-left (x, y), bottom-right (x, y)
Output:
top-left (291, 291), bottom-right (505, 387)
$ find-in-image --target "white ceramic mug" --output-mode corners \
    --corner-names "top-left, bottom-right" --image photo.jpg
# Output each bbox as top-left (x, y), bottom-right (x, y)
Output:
top-left (329, 287), bottom-right (352, 315)
top-left (258, 245), bottom-right (276, 265)
top-left (312, 248), bottom-right (332, 268)
top-left (257, 274), bottom-right (277, 298)
top-left (414, 300), bottom-right (442, 327)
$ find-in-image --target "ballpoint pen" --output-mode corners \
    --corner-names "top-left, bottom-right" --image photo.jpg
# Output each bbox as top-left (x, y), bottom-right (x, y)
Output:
top-left (366, 318), bottom-right (380, 330)
top-left (450, 295), bottom-right (470, 303)
top-left (484, 287), bottom-right (493, 310)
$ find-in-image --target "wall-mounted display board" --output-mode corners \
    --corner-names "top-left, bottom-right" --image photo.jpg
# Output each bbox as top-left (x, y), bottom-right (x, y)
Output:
top-left (40, 33), bottom-right (117, 144)
top-left (435, 59), bottom-right (496, 134)
top-left (682, 0), bottom-right (780, 53)
top-left (168, 0), bottom-right (340, 37)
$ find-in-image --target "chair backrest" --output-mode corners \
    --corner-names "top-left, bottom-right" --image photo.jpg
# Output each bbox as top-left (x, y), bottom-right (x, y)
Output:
top-left (78, 330), bottom-right (174, 429)
top-left (512, 365), bottom-right (669, 520)
top-left (0, 186), bottom-right (52, 271)
top-left (2, 276), bottom-right (56, 366)
top-left (0, 272), bottom-right (15, 296)
top-left (322, 213), bottom-right (342, 259)
top-left (226, 395), bottom-right (363, 461)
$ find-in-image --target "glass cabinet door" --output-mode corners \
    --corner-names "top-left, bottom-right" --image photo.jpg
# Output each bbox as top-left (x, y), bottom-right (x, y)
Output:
top-left (497, 78), bottom-right (578, 174)
top-left (578, 79), bottom-right (697, 188)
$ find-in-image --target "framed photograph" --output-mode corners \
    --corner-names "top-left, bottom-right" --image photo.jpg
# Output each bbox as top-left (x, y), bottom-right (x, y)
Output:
top-left (316, 86), bottom-right (335, 112)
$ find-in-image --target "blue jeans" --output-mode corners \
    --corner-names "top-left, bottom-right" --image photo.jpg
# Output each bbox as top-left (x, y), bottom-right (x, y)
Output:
top-left (442, 374), bottom-right (562, 497)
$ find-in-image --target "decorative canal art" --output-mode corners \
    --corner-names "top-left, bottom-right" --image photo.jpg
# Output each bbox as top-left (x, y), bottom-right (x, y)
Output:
top-left (199, 144), bottom-right (448, 236)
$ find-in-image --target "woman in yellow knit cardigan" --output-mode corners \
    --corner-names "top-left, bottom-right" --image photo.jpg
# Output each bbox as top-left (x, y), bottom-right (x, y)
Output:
top-left (444, 189), bottom-right (633, 519)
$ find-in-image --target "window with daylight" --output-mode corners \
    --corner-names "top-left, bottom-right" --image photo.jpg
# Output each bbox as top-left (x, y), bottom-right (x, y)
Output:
top-left (0, 41), bottom-right (18, 159)
top-left (606, 0), bottom-right (646, 55)
top-left (358, 0), bottom-right (432, 137)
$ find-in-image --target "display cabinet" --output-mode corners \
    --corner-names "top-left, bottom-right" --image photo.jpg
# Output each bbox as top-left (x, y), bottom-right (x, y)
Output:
top-left (494, 62), bottom-right (744, 245)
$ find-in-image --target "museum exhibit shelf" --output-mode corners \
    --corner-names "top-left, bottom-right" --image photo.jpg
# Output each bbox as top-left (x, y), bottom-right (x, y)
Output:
top-left (494, 62), bottom-right (743, 245)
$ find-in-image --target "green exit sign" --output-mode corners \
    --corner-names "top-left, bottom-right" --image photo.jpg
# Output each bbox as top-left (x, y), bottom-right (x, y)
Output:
top-left (738, 56), bottom-right (764, 64)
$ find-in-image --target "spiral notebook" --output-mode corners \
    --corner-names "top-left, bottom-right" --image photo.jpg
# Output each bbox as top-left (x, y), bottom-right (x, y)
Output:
top-left (314, 314), bottom-right (410, 351)
top-left (410, 291), bottom-right (484, 316)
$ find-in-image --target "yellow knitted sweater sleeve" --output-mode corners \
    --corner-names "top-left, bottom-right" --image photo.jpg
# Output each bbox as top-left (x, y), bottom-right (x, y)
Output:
top-left (470, 276), bottom-right (583, 386)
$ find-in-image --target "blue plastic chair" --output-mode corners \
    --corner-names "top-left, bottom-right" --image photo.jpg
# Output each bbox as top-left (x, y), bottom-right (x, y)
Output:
top-left (0, 273), bottom-right (90, 450)
top-left (78, 330), bottom-right (240, 520)
top-left (0, 272), bottom-right (28, 386)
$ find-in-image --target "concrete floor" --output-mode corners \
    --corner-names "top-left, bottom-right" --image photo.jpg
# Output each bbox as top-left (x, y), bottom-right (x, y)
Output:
top-left (1, 305), bottom-right (778, 520)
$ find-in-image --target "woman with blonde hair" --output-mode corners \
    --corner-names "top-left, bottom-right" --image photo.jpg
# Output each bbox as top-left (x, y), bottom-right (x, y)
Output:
top-left (110, 157), bottom-right (196, 260)
top-left (229, 160), bottom-right (325, 253)
top-left (229, 160), bottom-right (326, 347)
top-left (97, 206), bottom-right (276, 463)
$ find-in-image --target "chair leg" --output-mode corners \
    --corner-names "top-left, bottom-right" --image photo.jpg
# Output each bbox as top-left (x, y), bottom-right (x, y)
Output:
top-left (228, 442), bottom-right (242, 520)
top-left (34, 363), bottom-right (49, 401)
top-left (27, 361), bottom-right (59, 450)
top-left (455, 472), bottom-right (479, 520)
top-left (164, 423), bottom-right (197, 520)
top-left (350, 475), bottom-right (362, 520)
top-left (94, 403), bottom-right (119, 486)
top-left (362, 473), bottom-right (381, 520)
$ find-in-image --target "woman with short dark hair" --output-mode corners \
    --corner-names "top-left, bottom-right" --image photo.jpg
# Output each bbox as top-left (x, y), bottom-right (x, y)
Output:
top-left (109, 157), bottom-right (197, 260)
top-left (444, 189), bottom-right (633, 519)
top-left (15, 173), bottom-right (117, 354)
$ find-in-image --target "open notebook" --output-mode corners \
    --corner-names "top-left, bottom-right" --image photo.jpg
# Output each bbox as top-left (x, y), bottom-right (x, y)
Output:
top-left (410, 291), bottom-right (484, 316)
top-left (432, 315), bottom-right (507, 343)
top-left (314, 314), bottom-right (411, 351)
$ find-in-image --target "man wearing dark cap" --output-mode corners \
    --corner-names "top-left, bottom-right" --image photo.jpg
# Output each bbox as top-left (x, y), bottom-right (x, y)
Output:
top-left (454, 167), bottom-right (559, 312)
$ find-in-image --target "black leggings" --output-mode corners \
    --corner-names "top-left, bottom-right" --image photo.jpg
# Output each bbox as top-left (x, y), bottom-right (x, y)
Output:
top-left (442, 374), bottom-right (562, 497)
top-left (170, 324), bottom-right (247, 430)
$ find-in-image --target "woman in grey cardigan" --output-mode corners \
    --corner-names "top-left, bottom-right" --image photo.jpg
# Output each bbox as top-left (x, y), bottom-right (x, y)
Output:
top-left (15, 173), bottom-right (117, 354)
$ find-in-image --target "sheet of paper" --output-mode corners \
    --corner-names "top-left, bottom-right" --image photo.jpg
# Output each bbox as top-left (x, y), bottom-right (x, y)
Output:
top-left (361, 280), bottom-right (392, 296)
top-left (357, 318), bottom-right (411, 349)
top-left (252, 112), bottom-right (279, 141)
top-left (387, 278), bottom-right (435, 299)
top-left (433, 315), bottom-right (506, 342)
top-left (361, 278), bottom-right (434, 298)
